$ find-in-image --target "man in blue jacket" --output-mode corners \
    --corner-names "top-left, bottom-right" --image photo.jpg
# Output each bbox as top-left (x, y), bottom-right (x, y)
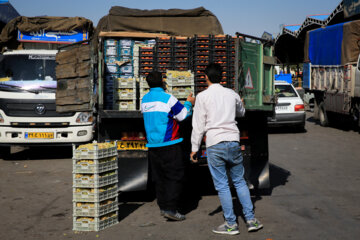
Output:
top-left (141, 71), bottom-right (195, 221)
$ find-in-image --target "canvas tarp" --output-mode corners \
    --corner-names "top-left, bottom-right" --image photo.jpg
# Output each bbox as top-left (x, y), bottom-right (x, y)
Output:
top-left (341, 20), bottom-right (360, 65)
top-left (304, 20), bottom-right (360, 65)
top-left (0, 16), bottom-right (94, 49)
top-left (95, 6), bottom-right (224, 38)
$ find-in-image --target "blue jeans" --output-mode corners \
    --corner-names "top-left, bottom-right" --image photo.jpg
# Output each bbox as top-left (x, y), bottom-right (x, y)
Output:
top-left (207, 141), bottom-right (254, 225)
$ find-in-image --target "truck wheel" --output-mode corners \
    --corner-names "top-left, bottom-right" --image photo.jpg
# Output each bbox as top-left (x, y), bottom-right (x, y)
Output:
top-left (319, 102), bottom-right (329, 127)
top-left (0, 146), bottom-right (11, 160)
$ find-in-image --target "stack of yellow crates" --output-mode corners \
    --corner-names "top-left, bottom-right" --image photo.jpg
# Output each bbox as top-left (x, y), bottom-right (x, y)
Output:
top-left (72, 142), bottom-right (119, 232)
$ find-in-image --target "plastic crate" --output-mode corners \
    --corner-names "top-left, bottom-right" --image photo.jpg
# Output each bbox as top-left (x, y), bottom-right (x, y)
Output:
top-left (105, 64), bottom-right (118, 74)
top-left (73, 184), bottom-right (118, 202)
top-left (119, 47), bottom-right (133, 56)
top-left (104, 39), bottom-right (117, 46)
top-left (105, 46), bottom-right (118, 56)
top-left (140, 88), bottom-right (150, 98)
top-left (73, 143), bottom-right (117, 160)
top-left (139, 77), bottom-right (149, 88)
top-left (114, 89), bottom-right (136, 100)
top-left (73, 211), bottom-right (118, 232)
top-left (168, 86), bottom-right (194, 99)
top-left (119, 39), bottom-right (133, 47)
top-left (119, 64), bottom-right (133, 74)
top-left (114, 100), bottom-right (137, 111)
top-left (115, 77), bottom-right (136, 89)
top-left (73, 157), bottom-right (118, 174)
top-left (73, 170), bottom-right (118, 188)
top-left (73, 198), bottom-right (118, 217)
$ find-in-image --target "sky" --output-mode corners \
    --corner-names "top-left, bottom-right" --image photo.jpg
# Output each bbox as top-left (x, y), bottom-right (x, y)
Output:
top-left (9, 0), bottom-right (342, 37)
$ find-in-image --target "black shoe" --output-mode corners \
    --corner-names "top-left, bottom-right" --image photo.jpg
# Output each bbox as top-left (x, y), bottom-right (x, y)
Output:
top-left (163, 211), bottom-right (186, 221)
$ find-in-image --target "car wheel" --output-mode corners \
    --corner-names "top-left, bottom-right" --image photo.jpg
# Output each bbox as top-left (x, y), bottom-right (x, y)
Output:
top-left (319, 102), bottom-right (329, 127)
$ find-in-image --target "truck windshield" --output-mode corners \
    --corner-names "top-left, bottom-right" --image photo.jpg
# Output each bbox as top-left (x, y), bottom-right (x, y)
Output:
top-left (0, 54), bottom-right (56, 81)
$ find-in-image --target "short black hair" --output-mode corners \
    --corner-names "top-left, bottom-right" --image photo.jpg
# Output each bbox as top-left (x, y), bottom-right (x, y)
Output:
top-left (146, 71), bottom-right (163, 88)
top-left (205, 63), bottom-right (222, 83)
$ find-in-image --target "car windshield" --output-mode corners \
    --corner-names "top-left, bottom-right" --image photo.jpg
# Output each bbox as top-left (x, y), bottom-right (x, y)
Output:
top-left (275, 84), bottom-right (297, 98)
top-left (0, 54), bottom-right (56, 81)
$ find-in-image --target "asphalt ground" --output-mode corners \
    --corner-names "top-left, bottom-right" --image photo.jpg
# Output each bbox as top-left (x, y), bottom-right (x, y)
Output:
top-left (0, 112), bottom-right (359, 240)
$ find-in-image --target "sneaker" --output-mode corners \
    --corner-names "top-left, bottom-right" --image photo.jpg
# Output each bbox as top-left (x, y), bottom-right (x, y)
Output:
top-left (163, 211), bottom-right (186, 221)
top-left (212, 222), bottom-right (240, 235)
top-left (246, 218), bottom-right (263, 232)
top-left (160, 210), bottom-right (165, 216)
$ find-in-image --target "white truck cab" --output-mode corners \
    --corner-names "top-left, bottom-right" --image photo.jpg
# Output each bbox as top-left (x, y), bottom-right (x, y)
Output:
top-left (0, 49), bottom-right (93, 155)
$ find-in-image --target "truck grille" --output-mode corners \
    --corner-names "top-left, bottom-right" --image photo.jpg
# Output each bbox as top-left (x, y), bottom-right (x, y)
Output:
top-left (0, 99), bottom-right (75, 117)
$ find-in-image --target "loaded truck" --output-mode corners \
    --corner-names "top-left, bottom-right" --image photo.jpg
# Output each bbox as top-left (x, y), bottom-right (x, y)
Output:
top-left (303, 20), bottom-right (360, 127)
top-left (0, 16), bottom-right (95, 159)
top-left (56, 7), bottom-right (276, 192)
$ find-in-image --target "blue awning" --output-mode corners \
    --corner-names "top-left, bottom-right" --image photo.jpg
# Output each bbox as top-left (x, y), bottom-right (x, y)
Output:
top-left (308, 14), bottom-right (329, 21)
top-left (284, 25), bottom-right (301, 32)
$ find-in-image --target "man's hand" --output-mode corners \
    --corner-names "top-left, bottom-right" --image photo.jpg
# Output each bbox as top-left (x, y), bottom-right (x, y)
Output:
top-left (186, 93), bottom-right (195, 106)
top-left (190, 151), bottom-right (198, 163)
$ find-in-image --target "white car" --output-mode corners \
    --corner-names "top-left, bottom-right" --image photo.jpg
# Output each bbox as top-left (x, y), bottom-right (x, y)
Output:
top-left (268, 81), bottom-right (306, 130)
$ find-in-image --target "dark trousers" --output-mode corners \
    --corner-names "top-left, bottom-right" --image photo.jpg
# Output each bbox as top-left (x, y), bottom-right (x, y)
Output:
top-left (148, 143), bottom-right (185, 212)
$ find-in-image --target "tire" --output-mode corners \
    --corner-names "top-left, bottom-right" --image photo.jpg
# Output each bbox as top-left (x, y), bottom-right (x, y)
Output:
top-left (0, 146), bottom-right (11, 160)
top-left (319, 102), bottom-right (329, 127)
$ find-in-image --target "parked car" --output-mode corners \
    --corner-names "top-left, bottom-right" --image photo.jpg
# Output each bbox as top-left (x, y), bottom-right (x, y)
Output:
top-left (268, 81), bottom-right (306, 130)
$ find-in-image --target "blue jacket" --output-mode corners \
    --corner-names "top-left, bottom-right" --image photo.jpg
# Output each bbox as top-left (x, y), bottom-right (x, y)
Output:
top-left (141, 87), bottom-right (192, 148)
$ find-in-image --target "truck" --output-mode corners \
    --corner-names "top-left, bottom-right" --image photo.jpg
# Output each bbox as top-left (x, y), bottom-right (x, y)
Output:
top-left (0, 16), bottom-right (95, 159)
top-left (55, 7), bottom-right (276, 192)
top-left (303, 20), bottom-right (360, 128)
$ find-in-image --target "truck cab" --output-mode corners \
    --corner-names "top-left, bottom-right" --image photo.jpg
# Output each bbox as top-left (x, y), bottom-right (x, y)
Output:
top-left (0, 49), bottom-right (93, 157)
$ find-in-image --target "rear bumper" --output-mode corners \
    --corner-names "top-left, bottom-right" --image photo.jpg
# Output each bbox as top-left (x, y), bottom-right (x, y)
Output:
top-left (268, 112), bottom-right (306, 127)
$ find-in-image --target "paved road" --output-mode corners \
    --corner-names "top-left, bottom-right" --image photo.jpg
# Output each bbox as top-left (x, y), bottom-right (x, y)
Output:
top-left (0, 112), bottom-right (359, 240)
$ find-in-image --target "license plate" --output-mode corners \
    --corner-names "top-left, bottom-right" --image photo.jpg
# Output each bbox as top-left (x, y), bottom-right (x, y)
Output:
top-left (117, 141), bottom-right (148, 151)
top-left (276, 106), bottom-right (288, 111)
top-left (25, 132), bottom-right (54, 139)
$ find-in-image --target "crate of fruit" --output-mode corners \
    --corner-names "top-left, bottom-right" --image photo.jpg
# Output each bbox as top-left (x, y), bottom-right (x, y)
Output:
top-left (168, 86), bottom-right (194, 99)
top-left (114, 89), bottom-right (136, 100)
top-left (139, 77), bottom-right (149, 88)
top-left (73, 156), bottom-right (117, 174)
top-left (114, 99), bottom-right (136, 111)
top-left (73, 198), bottom-right (118, 217)
top-left (140, 88), bottom-right (150, 99)
top-left (73, 142), bottom-right (117, 160)
top-left (114, 77), bottom-right (136, 89)
top-left (166, 70), bottom-right (194, 86)
top-left (73, 170), bottom-right (118, 188)
top-left (73, 211), bottom-right (118, 232)
top-left (73, 184), bottom-right (118, 202)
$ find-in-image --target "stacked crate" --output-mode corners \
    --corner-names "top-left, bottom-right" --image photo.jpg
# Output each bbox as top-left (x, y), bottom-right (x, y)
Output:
top-left (193, 35), bottom-right (212, 94)
top-left (104, 39), bottom-right (119, 109)
top-left (173, 37), bottom-right (191, 71)
top-left (139, 46), bottom-right (156, 77)
top-left (212, 35), bottom-right (234, 89)
top-left (113, 76), bottom-right (137, 111)
top-left (139, 76), bottom-right (150, 101)
top-left (228, 37), bottom-right (236, 89)
top-left (156, 37), bottom-right (172, 74)
top-left (192, 35), bottom-right (237, 94)
top-left (166, 70), bottom-right (194, 103)
top-left (72, 142), bottom-right (119, 232)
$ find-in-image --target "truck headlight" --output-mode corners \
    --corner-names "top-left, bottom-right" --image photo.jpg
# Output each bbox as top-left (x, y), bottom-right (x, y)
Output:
top-left (76, 112), bottom-right (93, 123)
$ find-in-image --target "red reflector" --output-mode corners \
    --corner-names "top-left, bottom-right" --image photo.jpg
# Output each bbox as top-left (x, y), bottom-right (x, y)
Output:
top-left (295, 104), bottom-right (305, 111)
